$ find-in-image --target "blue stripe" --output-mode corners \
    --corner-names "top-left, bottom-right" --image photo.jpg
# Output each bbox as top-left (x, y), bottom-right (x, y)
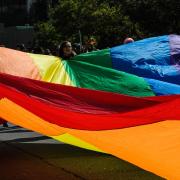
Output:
top-left (110, 35), bottom-right (180, 85)
top-left (144, 78), bottom-right (180, 95)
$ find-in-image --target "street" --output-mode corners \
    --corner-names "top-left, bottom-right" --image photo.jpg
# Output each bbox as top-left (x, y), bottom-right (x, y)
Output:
top-left (0, 124), bottom-right (163, 180)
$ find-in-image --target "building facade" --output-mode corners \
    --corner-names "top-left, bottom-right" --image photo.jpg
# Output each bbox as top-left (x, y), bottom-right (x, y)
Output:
top-left (0, 0), bottom-right (37, 14)
top-left (0, 0), bottom-right (59, 26)
top-left (0, 0), bottom-right (37, 47)
top-left (0, 0), bottom-right (58, 48)
top-left (0, 0), bottom-right (39, 26)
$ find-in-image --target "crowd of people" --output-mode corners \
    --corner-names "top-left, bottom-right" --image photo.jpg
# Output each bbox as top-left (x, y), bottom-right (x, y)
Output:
top-left (14, 37), bottom-right (101, 59)
top-left (14, 37), bottom-right (134, 60)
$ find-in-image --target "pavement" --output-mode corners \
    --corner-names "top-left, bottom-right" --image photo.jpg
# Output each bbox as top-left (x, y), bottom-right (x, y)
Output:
top-left (0, 124), bottom-right (164, 180)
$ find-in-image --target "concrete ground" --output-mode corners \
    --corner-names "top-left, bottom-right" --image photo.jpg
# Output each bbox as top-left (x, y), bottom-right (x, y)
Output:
top-left (0, 124), bottom-right (164, 180)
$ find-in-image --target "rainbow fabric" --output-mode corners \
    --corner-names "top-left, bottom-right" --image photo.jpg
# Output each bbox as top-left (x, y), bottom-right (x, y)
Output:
top-left (0, 35), bottom-right (180, 179)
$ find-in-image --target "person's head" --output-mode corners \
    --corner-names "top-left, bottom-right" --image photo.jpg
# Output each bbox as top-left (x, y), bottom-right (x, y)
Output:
top-left (73, 43), bottom-right (81, 54)
top-left (89, 37), bottom-right (96, 46)
top-left (44, 48), bottom-right (52, 55)
top-left (123, 37), bottom-right (134, 44)
top-left (86, 37), bottom-right (97, 52)
top-left (59, 41), bottom-right (73, 59)
top-left (32, 46), bottom-right (45, 54)
top-left (16, 43), bottom-right (27, 51)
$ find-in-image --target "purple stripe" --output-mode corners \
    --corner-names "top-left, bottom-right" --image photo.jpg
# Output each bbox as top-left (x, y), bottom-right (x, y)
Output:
top-left (169, 34), bottom-right (180, 65)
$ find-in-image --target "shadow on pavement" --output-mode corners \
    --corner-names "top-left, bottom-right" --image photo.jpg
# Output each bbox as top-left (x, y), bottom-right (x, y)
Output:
top-left (0, 126), bottom-right (20, 131)
top-left (0, 129), bottom-right (33, 134)
top-left (4, 136), bottom-right (51, 143)
top-left (0, 125), bottom-right (164, 180)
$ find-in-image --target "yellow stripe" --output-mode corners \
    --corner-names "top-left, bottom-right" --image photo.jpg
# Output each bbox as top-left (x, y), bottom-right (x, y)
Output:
top-left (52, 133), bottom-right (103, 152)
top-left (29, 54), bottom-right (74, 86)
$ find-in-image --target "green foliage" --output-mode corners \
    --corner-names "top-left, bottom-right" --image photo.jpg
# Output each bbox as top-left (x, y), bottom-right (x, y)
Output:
top-left (122, 0), bottom-right (180, 36)
top-left (34, 22), bottom-right (60, 48)
top-left (34, 0), bottom-right (180, 49)
top-left (45, 0), bottom-right (143, 48)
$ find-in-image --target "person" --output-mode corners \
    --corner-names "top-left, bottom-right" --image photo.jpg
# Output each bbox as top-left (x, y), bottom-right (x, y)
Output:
top-left (72, 43), bottom-right (81, 54)
top-left (16, 43), bottom-right (27, 52)
top-left (44, 48), bottom-right (52, 55)
top-left (85, 37), bottom-right (98, 52)
top-left (0, 118), bottom-right (8, 127)
top-left (3, 121), bottom-right (8, 127)
top-left (123, 37), bottom-right (134, 44)
top-left (58, 41), bottom-right (76, 60)
top-left (32, 46), bottom-right (45, 54)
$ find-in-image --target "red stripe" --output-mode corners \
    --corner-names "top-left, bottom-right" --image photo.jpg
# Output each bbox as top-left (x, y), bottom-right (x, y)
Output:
top-left (0, 73), bottom-right (177, 113)
top-left (0, 73), bottom-right (180, 130)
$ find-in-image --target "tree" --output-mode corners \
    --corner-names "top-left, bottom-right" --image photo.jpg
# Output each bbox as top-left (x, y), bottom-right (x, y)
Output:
top-left (121, 0), bottom-right (180, 36)
top-left (34, 22), bottom-right (60, 49)
top-left (35, 0), bottom-right (180, 49)
top-left (46, 0), bottom-right (143, 48)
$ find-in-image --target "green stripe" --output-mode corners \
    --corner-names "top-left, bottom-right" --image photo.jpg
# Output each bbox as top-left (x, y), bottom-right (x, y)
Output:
top-left (72, 49), bottom-right (112, 68)
top-left (65, 60), bottom-right (155, 97)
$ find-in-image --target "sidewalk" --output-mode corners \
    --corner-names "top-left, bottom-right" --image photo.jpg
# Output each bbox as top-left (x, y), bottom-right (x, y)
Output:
top-left (0, 124), bottom-right (163, 180)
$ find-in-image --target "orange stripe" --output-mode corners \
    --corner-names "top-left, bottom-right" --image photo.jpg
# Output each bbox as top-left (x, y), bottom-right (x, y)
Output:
top-left (1, 98), bottom-right (180, 179)
top-left (0, 47), bottom-right (41, 80)
top-left (63, 121), bottom-right (180, 179)
top-left (0, 98), bottom-right (64, 136)
top-left (0, 98), bottom-right (103, 152)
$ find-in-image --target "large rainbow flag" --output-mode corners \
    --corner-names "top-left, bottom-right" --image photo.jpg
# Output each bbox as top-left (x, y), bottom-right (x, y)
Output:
top-left (0, 35), bottom-right (180, 179)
